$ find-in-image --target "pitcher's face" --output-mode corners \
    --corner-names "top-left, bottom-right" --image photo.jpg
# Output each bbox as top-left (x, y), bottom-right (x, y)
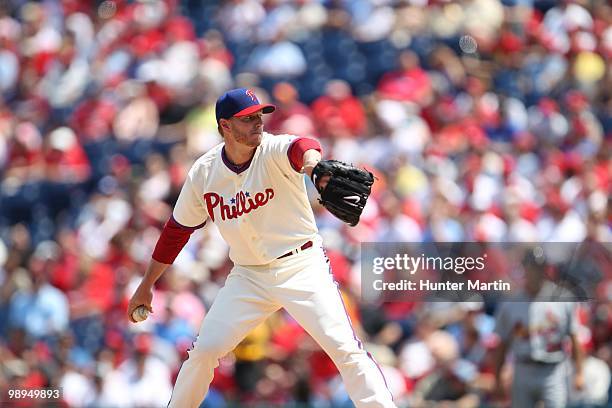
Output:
top-left (223, 112), bottom-right (264, 148)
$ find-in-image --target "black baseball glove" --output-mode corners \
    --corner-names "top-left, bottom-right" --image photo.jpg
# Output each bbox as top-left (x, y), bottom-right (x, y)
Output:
top-left (311, 160), bottom-right (374, 226)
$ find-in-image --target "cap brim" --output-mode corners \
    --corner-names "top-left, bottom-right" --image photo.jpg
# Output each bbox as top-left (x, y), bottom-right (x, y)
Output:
top-left (234, 104), bottom-right (276, 117)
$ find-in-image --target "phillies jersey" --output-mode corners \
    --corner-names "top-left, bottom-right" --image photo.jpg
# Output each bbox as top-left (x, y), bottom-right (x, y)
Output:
top-left (172, 132), bottom-right (319, 266)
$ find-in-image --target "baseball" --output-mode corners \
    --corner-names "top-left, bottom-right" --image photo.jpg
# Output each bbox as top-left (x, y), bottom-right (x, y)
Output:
top-left (132, 306), bottom-right (149, 322)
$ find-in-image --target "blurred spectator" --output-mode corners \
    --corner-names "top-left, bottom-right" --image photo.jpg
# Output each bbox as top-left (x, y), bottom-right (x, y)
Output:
top-left (112, 81), bottom-right (160, 143)
top-left (247, 32), bottom-right (307, 78)
top-left (377, 50), bottom-right (433, 107)
top-left (217, 0), bottom-right (266, 42)
top-left (311, 79), bottom-right (367, 139)
top-left (232, 321), bottom-right (270, 398)
top-left (410, 330), bottom-right (480, 407)
top-left (265, 81), bottom-right (315, 137)
top-left (90, 334), bottom-right (173, 407)
top-left (44, 126), bottom-right (90, 182)
top-left (568, 355), bottom-right (611, 407)
top-left (8, 242), bottom-right (69, 339)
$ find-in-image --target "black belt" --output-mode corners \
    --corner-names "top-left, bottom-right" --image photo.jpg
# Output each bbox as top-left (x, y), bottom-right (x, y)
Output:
top-left (277, 241), bottom-right (313, 259)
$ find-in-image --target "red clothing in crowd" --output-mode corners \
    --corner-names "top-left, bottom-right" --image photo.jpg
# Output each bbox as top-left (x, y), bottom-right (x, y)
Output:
top-left (377, 67), bottom-right (432, 106)
top-left (311, 94), bottom-right (366, 138)
top-left (265, 101), bottom-right (313, 135)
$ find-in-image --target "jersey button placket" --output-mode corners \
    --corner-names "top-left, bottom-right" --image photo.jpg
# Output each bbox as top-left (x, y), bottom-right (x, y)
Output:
top-left (235, 177), bottom-right (264, 258)
top-left (241, 219), bottom-right (256, 241)
top-left (242, 220), bottom-right (262, 254)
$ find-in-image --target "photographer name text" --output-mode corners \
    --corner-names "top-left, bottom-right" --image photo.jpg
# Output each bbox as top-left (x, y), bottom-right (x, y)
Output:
top-left (372, 279), bottom-right (511, 292)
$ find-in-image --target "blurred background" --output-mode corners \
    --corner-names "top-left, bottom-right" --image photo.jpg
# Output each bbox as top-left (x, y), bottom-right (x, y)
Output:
top-left (0, 0), bottom-right (610, 406)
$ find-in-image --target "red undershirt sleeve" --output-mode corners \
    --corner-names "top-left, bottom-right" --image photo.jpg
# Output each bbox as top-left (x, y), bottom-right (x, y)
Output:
top-left (151, 216), bottom-right (205, 264)
top-left (287, 137), bottom-right (322, 172)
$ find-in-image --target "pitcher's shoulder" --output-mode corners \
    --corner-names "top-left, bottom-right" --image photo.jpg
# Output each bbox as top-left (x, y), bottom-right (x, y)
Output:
top-left (194, 144), bottom-right (223, 167)
top-left (260, 132), bottom-right (298, 152)
top-left (188, 144), bottom-right (223, 178)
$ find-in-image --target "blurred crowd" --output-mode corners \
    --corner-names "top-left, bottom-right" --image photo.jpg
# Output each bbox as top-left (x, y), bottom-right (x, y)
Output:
top-left (0, 0), bottom-right (610, 407)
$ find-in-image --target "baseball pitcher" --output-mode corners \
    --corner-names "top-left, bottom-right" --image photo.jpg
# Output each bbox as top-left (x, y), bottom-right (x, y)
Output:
top-left (127, 88), bottom-right (395, 407)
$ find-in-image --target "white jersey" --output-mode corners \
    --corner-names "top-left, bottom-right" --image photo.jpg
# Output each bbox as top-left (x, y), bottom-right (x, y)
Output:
top-left (173, 132), bottom-right (319, 266)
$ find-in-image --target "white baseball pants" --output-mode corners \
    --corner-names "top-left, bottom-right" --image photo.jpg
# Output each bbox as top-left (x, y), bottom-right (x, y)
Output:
top-left (168, 244), bottom-right (395, 407)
